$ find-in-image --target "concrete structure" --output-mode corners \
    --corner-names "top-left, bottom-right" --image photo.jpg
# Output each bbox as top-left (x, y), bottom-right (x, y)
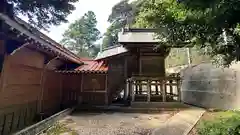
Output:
top-left (181, 63), bottom-right (240, 110)
top-left (152, 107), bottom-right (205, 135)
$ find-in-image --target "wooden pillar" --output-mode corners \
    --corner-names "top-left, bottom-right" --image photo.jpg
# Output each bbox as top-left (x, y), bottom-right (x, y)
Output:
top-left (131, 80), bottom-right (135, 102)
top-left (39, 57), bottom-right (59, 113)
top-left (78, 73), bottom-right (83, 104)
top-left (139, 80), bottom-right (142, 94)
top-left (155, 81), bottom-right (159, 95)
top-left (170, 80), bottom-right (173, 100)
top-left (147, 80), bottom-right (151, 102)
top-left (123, 58), bottom-right (128, 100)
top-left (135, 82), bottom-right (138, 95)
top-left (177, 79), bottom-right (181, 102)
top-left (139, 51), bottom-right (142, 75)
top-left (0, 40), bottom-right (6, 92)
top-left (124, 80), bottom-right (129, 100)
top-left (105, 74), bottom-right (108, 105)
top-left (59, 73), bottom-right (63, 109)
top-left (162, 80), bottom-right (166, 102)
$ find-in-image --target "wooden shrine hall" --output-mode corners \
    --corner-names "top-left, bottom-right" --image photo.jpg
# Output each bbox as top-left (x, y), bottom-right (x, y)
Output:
top-left (95, 28), bottom-right (181, 104)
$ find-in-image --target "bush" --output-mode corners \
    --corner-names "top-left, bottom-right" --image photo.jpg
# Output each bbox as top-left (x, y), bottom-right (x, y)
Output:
top-left (197, 112), bottom-right (240, 135)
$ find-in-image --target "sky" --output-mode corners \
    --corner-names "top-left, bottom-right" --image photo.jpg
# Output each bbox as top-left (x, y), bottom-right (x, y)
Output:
top-left (41, 0), bottom-right (124, 42)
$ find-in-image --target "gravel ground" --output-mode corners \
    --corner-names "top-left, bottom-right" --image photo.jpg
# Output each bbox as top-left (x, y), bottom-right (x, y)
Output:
top-left (58, 111), bottom-right (176, 135)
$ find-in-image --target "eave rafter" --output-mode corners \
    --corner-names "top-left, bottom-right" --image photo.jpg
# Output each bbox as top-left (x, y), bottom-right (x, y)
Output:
top-left (0, 13), bottom-right (82, 65)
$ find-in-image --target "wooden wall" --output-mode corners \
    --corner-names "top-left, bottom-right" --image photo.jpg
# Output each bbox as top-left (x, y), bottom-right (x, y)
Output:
top-left (0, 47), bottom-right (44, 134)
top-left (140, 56), bottom-right (165, 76)
top-left (0, 46), bottom-right (64, 134)
top-left (0, 48), bottom-right (44, 107)
top-left (81, 73), bottom-right (107, 105)
top-left (61, 73), bottom-right (108, 106)
top-left (0, 41), bottom-right (109, 134)
top-left (108, 57), bottom-right (125, 103)
top-left (42, 71), bottom-right (62, 114)
top-left (61, 74), bottom-right (81, 107)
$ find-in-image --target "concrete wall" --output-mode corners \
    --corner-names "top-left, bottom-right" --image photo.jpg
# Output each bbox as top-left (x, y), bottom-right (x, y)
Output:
top-left (181, 63), bottom-right (240, 110)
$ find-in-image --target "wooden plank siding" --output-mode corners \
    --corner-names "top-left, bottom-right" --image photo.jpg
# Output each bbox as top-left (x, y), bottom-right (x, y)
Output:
top-left (42, 71), bottom-right (62, 114)
top-left (61, 74), bottom-right (81, 107)
top-left (81, 73), bottom-right (107, 105)
top-left (0, 48), bottom-right (44, 107)
top-left (107, 57), bottom-right (125, 103)
top-left (0, 47), bottom-right (44, 134)
top-left (0, 43), bottom-right (109, 134)
top-left (61, 73), bottom-right (108, 106)
top-left (0, 47), bottom-right (65, 134)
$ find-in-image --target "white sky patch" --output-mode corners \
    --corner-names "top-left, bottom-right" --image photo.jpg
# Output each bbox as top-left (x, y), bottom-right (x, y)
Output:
top-left (41, 0), bottom-right (123, 42)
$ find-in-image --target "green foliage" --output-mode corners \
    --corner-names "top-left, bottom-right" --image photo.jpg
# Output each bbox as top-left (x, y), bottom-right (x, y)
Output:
top-left (197, 111), bottom-right (240, 135)
top-left (61, 11), bottom-right (100, 58)
top-left (44, 122), bottom-right (78, 135)
top-left (165, 47), bottom-right (212, 68)
top-left (102, 0), bottom-right (145, 49)
top-left (3, 0), bottom-right (78, 29)
top-left (135, 0), bottom-right (240, 66)
top-left (102, 21), bottom-right (123, 49)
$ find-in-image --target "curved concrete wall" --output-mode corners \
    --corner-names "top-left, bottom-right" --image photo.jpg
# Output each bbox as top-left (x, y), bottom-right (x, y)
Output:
top-left (181, 63), bottom-right (240, 110)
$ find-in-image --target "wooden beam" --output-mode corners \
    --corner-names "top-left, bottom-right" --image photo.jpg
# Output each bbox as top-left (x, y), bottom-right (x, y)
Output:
top-left (80, 73), bottom-right (83, 93)
top-left (39, 56), bottom-right (59, 114)
top-left (123, 57), bottom-right (128, 100)
top-left (59, 73), bottom-right (63, 109)
top-left (10, 42), bottom-right (31, 55)
top-left (147, 80), bottom-right (151, 102)
top-left (105, 75), bottom-right (108, 105)
top-left (162, 80), bottom-right (166, 102)
top-left (131, 80), bottom-right (135, 102)
top-left (138, 49), bottom-right (142, 74)
top-left (0, 52), bottom-right (7, 93)
top-left (124, 80), bottom-right (129, 101)
top-left (177, 79), bottom-right (181, 102)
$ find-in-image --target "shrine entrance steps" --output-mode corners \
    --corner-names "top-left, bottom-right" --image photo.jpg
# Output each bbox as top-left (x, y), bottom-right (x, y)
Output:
top-left (75, 102), bottom-right (191, 114)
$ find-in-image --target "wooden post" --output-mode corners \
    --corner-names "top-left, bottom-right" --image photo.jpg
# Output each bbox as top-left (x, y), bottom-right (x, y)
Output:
top-left (155, 81), bottom-right (159, 95)
top-left (105, 74), bottom-right (108, 105)
top-left (162, 80), bottom-right (166, 102)
top-left (177, 79), bottom-right (181, 102)
top-left (139, 80), bottom-right (142, 94)
top-left (124, 79), bottom-right (129, 100)
top-left (124, 57), bottom-right (128, 100)
top-left (0, 54), bottom-right (7, 93)
top-left (170, 80), bottom-right (173, 100)
top-left (131, 80), bottom-right (135, 102)
top-left (139, 49), bottom-right (142, 75)
top-left (39, 56), bottom-right (59, 113)
top-left (79, 73), bottom-right (83, 104)
top-left (147, 80), bottom-right (151, 102)
top-left (135, 81), bottom-right (138, 95)
top-left (59, 73), bottom-right (63, 109)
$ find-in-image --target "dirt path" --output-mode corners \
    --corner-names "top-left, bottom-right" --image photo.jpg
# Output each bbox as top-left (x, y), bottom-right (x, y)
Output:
top-left (59, 111), bottom-right (176, 135)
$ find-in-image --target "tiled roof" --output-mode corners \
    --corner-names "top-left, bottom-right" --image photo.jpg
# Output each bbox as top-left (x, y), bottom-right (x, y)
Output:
top-left (0, 13), bottom-right (82, 64)
top-left (75, 59), bottom-right (108, 73)
top-left (95, 45), bottom-right (128, 60)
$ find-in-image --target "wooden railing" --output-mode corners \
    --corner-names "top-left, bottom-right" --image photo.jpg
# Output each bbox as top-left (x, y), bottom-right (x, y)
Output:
top-left (126, 74), bottom-right (181, 102)
top-left (61, 90), bottom-right (78, 109)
